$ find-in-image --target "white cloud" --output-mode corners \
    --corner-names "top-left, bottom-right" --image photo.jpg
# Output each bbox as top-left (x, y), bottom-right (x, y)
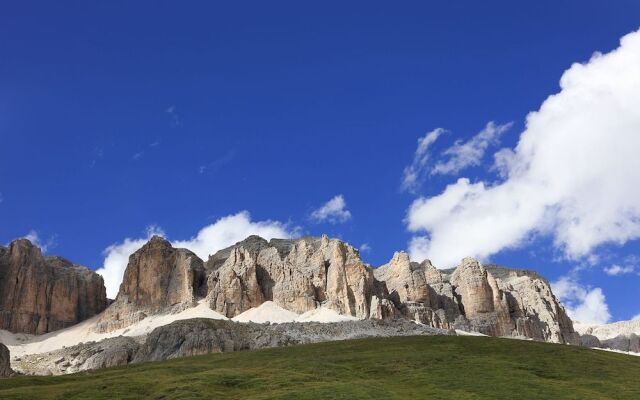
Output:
top-left (552, 276), bottom-right (611, 324)
top-left (401, 128), bottom-right (446, 192)
top-left (22, 230), bottom-right (57, 253)
top-left (432, 121), bottom-right (512, 176)
top-left (172, 211), bottom-right (291, 261)
top-left (633, 314), bottom-right (640, 321)
top-left (310, 195), bottom-right (352, 224)
top-left (359, 243), bottom-right (372, 253)
top-left (96, 211), bottom-right (292, 298)
top-left (603, 264), bottom-right (635, 276)
top-left (406, 29), bottom-right (640, 267)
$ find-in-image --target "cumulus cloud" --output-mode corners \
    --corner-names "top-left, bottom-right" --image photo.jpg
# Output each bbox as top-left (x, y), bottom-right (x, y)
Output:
top-left (96, 212), bottom-right (292, 298)
top-left (310, 195), bottom-right (352, 224)
top-left (407, 29), bottom-right (640, 266)
top-left (432, 121), bottom-right (513, 176)
top-left (603, 264), bottom-right (635, 276)
top-left (401, 128), bottom-right (445, 192)
top-left (172, 212), bottom-right (291, 261)
top-left (552, 277), bottom-right (611, 324)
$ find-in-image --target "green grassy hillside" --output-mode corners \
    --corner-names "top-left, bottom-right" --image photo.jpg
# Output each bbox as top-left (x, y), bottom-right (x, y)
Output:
top-left (1, 336), bottom-right (639, 399)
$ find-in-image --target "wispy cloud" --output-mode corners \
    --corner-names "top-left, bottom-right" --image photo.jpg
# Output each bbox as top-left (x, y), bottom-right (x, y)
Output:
top-left (199, 150), bottom-right (235, 175)
top-left (359, 243), bottom-right (372, 253)
top-left (22, 230), bottom-right (58, 253)
top-left (431, 121), bottom-right (512, 176)
top-left (89, 147), bottom-right (104, 168)
top-left (166, 105), bottom-right (182, 126)
top-left (603, 256), bottom-right (639, 276)
top-left (604, 264), bottom-right (635, 276)
top-left (401, 128), bottom-right (445, 193)
top-left (132, 151), bottom-right (144, 160)
top-left (310, 195), bottom-right (352, 224)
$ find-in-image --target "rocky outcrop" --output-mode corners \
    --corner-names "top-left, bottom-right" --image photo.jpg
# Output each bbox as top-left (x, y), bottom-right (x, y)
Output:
top-left (372, 254), bottom-right (577, 343)
top-left (0, 239), bottom-right (107, 335)
top-left (488, 266), bottom-right (579, 344)
top-left (577, 332), bottom-right (640, 353)
top-left (374, 253), bottom-right (458, 329)
top-left (0, 343), bottom-right (13, 377)
top-left (601, 334), bottom-right (640, 353)
top-left (450, 258), bottom-right (514, 337)
top-left (14, 318), bottom-right (451, 375)
top-left (206, 236), bottom-right (374, 319)
top-left (87, 234), bottom-right (576, 344)
top-left (95, 236), bottom-right (206, 332)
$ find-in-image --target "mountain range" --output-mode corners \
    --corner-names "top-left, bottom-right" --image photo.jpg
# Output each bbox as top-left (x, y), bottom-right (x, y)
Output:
top-left (0, 234), bottom-right (637, 376)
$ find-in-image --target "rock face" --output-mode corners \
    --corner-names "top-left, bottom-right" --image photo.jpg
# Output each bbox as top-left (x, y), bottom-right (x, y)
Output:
top-left (486, 265), bottom-right (578, 344)
top-left (96, 236), bottom-right (206, 332)
top-left (0, 239), bottom-right (107, 335)
top-left (0, 343), bottom-right (13, 377)
top-left (206, 236), bottom-right (373, 319)
top-left (90, 234), bottom-right (577, 344)
top-left (374, 254), bottom-right (578, 343)
top-left (601, 334), bottom-right (640, 353)
top-left (374, 253), bottom-right (459, 329)
top-left (450, 258), bottom-right (513, 337)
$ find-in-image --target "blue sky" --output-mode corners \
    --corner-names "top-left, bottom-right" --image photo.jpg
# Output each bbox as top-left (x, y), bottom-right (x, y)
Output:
top-left (1, 1), bottom-right (639, 323)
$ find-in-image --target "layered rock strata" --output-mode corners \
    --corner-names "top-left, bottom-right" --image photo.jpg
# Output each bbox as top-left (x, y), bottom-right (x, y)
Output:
top-left (95, 236), bottom-right (206, 332)
top-left (0, 239), bottom-right (107, 335)
top-left (97, 235), bottom-right (577, 343)
top-left (206, 236), bottom-right (373, 319)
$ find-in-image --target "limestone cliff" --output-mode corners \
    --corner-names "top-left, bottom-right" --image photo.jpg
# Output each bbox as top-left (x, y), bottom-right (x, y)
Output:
top-left (206, 236), bottom-right (373, 318)
top-left (95, 236), bottom-right (206, 332)
top-left (89, 234), bottom-right (577, 344)
top-left (0, 239), bottom-right (107, 335)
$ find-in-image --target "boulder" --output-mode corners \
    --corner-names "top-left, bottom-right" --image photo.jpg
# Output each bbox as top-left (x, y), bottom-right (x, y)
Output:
top-left (0, 343), bottom-right (13, 377)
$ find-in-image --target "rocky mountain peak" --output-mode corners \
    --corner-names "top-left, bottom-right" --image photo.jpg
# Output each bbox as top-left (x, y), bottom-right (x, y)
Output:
top-left (95, 238), bottom-right (206, 332)
top-left (0, 239), bottom-right (107, 335)
top-left (0, 233), bottom-right (578, 346)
